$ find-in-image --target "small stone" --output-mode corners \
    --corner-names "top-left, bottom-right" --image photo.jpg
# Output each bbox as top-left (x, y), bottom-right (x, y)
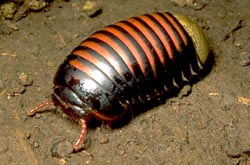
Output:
top-left (26, 0), bottom-right (47, 11)
top-left (18, 72), bottom-right (33, 86)
top-left (0, 2), bottom-right (17, 19)
top-left (119, 149), bottom-right (126, 156)
top-left (50, 139), bottom-right (73, 158)
top-left (97, 134), bottom-right (109, 144)
top-left (239, 51), bottom-right (250, 66)
top-left (59, 159), bottom-right (66, 165)
top-left (33, 141), bottom-right (40, 148)
top-left (29, 139), bottom-right (40, 148)
top-left (82, 0), bottom-right (102, 17)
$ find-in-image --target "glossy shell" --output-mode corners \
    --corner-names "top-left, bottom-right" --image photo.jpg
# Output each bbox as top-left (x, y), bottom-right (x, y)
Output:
top-left (53, 12), bottom-right (208, 119)
top-left (28, 12), bottom-right (209, 149)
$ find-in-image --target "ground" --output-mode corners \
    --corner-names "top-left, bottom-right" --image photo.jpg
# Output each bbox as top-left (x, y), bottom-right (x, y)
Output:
top-left (0, 0), bottom-right (249, 164)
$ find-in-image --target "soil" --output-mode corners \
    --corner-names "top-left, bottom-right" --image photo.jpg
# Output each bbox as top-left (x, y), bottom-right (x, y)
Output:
top-left (0, 0), bottom-right (249, 164)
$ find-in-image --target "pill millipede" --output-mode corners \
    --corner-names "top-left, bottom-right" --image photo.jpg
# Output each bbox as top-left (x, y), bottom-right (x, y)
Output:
top-left (27, 12), bottom-right (211, 150)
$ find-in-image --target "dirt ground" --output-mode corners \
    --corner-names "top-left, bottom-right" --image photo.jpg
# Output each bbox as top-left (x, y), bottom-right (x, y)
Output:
top-left (0, 0), bottom-right (249, 164)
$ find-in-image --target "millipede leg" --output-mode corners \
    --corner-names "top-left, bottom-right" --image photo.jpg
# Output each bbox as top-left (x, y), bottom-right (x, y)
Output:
top-left (27, 101), bottom-right (54, 116)
top-left (73, 119), bottom-right (87, 150)
top-left (91, 110), bottom-right (121, 122)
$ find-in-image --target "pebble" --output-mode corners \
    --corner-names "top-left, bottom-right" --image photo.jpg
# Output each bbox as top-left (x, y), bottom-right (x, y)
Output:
top-left (97, 134), bottom-right (109, 144)
top-left (0, 2), bottom-right (17, 19)
top-left (26, 0), bottom-right (47, 11)
top-left (18, 72), bottom-right (33, 86)
top-left (50, 139), bottom-right (73, 158)
top-left (33, 141), bottom-right (40, 148)
top-left (82, 0), bottom-right (102, 17)
top-left (118, 149), bottom-right (126, 156)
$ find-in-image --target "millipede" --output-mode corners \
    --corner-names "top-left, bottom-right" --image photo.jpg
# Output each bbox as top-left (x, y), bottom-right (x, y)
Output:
top-left (27, 12), bottom-right (210, 150)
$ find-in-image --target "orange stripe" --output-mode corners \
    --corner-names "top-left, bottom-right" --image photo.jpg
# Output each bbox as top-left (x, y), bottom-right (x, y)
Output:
top-left (73, 49), bottom-right (115, 81)
top-left (163, 13), bottom-right (189, 47)
top-left (69, 59), bottom-right (92, 77)
top-left (138, 15), bottom-right (168, 67)
top-left (126, 17), bottom-right (158, 77)
top-left (88, 33), bottom-right (136, 77)
top-left (149, 13), bottom-right (176, 62)
top-left (69, 59), bottom-right (108, 88)
top-left (103, 26), bottom-right (147, 75)
top-left (116, 21), bottom-right (157, 77)
top-left (151, 13), bottom-right (182, 54)
top-left (80, 40), bottom-right (124, 77)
